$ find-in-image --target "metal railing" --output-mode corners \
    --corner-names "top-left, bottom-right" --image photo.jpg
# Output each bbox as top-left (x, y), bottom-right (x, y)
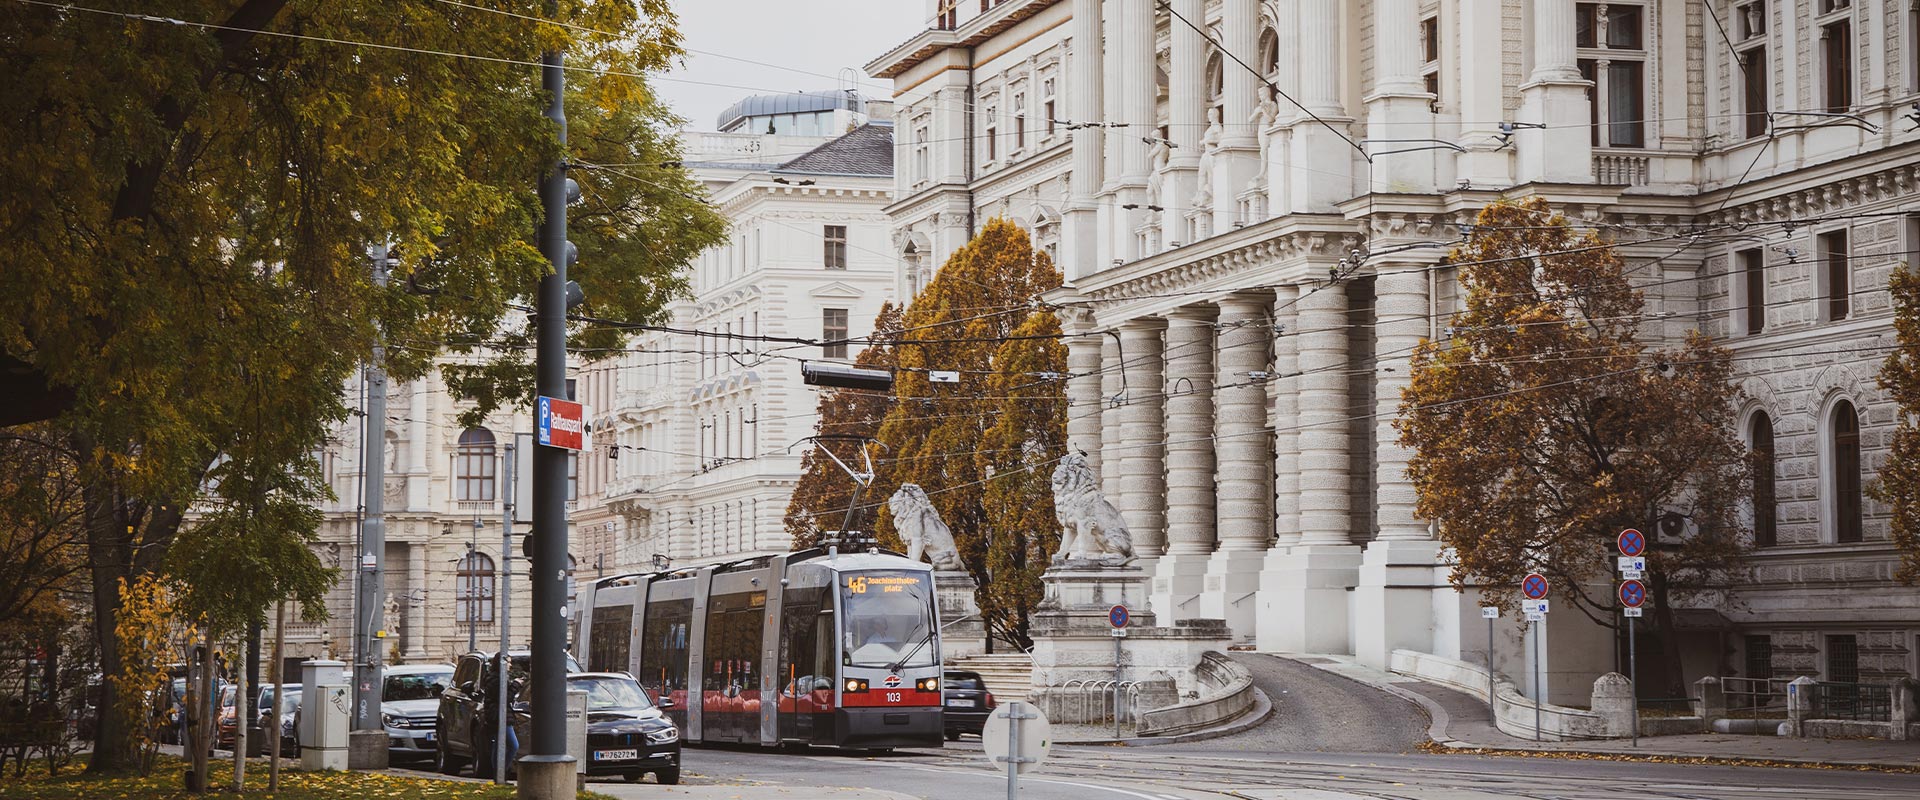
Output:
top-left (1721, 676), bottom-right (1790, 720)
top-left (1807, 681), bottom-right (1893, 722)
top-left (1061, 679), bottom-right (1143, 737)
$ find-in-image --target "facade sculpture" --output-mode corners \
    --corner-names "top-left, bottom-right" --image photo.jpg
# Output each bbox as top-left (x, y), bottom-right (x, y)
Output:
top-left (1049, 454), bottom-right (1133, 563)
top-left (888, 483), bottom-right (964, 571)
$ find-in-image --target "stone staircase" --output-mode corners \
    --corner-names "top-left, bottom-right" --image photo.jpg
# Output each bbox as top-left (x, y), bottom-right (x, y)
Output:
top-left (947, 652), bottom-right (1035, 704)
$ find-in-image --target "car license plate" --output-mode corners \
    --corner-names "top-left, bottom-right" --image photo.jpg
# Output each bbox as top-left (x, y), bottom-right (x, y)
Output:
top-left (422, 733), bottom-right (434, 742)
top-left (948, 699), bottom-right (976, 708)
top-left (594, 749), bottom-right (638, 761)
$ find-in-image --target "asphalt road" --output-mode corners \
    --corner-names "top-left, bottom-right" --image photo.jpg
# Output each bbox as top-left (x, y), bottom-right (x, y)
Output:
top-left (1217, 652), bottom-right (1430, 753)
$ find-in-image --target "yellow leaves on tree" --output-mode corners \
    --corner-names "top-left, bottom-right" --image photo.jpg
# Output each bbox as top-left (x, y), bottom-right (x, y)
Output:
top-left (1871, 263), bottom-right (1920, 583)
top-left (867, 219), bottom-right (1066, 649)
top-left (1395, 198), bottom-right (1748, 693)
top-left (109, 575), bottom-right (181, 776)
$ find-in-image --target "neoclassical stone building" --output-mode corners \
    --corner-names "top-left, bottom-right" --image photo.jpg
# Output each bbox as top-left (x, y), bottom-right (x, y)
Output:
top-left (870, 0), bottom-right (1920, 698)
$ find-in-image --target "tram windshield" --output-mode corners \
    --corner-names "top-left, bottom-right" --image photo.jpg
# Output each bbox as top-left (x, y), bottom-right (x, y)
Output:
top-left (840, 571), bottom-right (935, 669)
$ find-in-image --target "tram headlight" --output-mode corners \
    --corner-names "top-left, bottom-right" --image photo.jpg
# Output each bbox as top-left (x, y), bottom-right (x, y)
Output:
top-left (844, 678), bottom-right (868, 693)
top-left (915, 677), bottom-right (938, 692)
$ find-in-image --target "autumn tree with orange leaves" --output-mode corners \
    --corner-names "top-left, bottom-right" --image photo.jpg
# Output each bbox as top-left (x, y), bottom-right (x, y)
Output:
top-left (785, 303), bottom-right (902, 548)
top-left (1396, 198), bottom-right (1749, 696)
top-left (1871, 262), bottom-right (1920, 583)
top-left (868, 219), bottom-right (1067, 649)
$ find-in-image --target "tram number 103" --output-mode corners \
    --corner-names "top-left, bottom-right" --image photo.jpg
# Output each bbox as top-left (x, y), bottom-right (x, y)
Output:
top-left (885, 692), bottom-right (903, 703)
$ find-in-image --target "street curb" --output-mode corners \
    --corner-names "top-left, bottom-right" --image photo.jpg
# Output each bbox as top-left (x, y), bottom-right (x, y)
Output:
top-left (1054, 687), bottom-right (1273, 747)
top-left (1264, 654), bottom-right (1920, 773)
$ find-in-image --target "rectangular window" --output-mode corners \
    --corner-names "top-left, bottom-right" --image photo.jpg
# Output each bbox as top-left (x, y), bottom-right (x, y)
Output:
top-left (1015, 113), bottom-right (1026, 149)
top-left (1826, 634), bottom-right (1859, 683)
top-left (1740, 248), bottom-right (1767, 334)
top-left (822, 308), bottom-right (849, 359)
top-left (1821, 230), bottom-right (1850, 321)
top-left (985, 121), bottom-right (997, 161)
top-left (1822, 19), bottom-right (1853, 112)
top-left (1043, 100), bottom-right (1056, 136)
top-left (568, 452), bottom-right (578, 502)
top-left (1738, 1), bottom-right (1768, 40)
top-left (1742, 46), bottom-right (1769, 139)
top-left (1605, 60), bottom-right (1645, 147)
top-left (1421, 17), bottom-right (1440, 63)
top-left (1744, 635), bottom-right (1773, 679)
top-left (1574, 4), bottom-right (1647, 149)
top-left (823, 225), bottom-right (847, 270)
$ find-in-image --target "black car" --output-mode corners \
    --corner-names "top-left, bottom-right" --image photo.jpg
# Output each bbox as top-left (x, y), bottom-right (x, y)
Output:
top-left (941, 670), bottom-right (995, 740)
top-left (434, 650), bottom-right (579, 778)
top-left (510, 673), bottom-right (680, 785)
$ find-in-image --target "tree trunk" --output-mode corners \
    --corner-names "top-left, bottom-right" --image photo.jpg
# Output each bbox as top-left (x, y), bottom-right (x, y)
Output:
top-left (232, 630), bottom-right (246, 791)
top-left (190, 628), bottom-right (213, 793)
top-left (1649, 572), bottom-right (1687, 698)
top-left (83, 468), bottom-right (135, 773)
top-left (269, 601), bottom-right (283, 790)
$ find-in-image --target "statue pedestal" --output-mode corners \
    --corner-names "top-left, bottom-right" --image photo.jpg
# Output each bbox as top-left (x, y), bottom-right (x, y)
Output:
top-left (1027, 562), bottom-right (1231, 724)
top-left (935, 570), bottom-right (987, 659)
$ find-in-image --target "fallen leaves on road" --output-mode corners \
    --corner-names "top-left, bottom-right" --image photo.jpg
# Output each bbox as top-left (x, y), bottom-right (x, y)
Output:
top-left (1417, 739), bottom-right (1919, 773)
top-left (0, 756), bottom-right (623, 800)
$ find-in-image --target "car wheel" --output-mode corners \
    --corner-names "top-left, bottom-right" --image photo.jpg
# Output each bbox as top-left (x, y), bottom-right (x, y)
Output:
top-left (654, 766), bottom-right (681, 785)
top-left (944, 731), bottom-right (960, 742)
top-left (623, 771), bottom-right (645, 783)
top-left (436, 738), bottom-right (461, 775)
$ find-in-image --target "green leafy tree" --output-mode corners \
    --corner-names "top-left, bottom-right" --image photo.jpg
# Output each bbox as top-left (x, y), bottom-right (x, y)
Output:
top-left (0, 2), bottom-right (719, 770)
top-left (1872, 262), bottom-right (1920, 583)
top-left (871, 219), bottom-right (1066, 649)
top-left (1396, 198), bottom-right (1749, 695)
top-left (785, 303), bottom-right (901, 548)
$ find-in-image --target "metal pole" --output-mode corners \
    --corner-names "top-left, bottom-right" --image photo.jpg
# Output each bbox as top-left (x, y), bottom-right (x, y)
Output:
top-left (528, 31), bottom-right (575, 783)
top-left (1487, 614), bottom-right (1495, 723)
top-left (352, 247), bottom-right (391, 733)
top-left (1532, 621), bottom-right (1542, 742)
top-left (497, 442), bottom-right (515, 783)
top-left (1629, 612), bottom-right (1638, 747)
top-left (469, 517), bottom-right (480, 651)
top-left (1005, 702), bottom-right (1021, 800)
top-left (1113, 634), bottom-right (1123, 738)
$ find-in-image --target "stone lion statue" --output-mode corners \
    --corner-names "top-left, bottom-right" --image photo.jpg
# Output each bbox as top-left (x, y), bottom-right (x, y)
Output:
top-left (1050, 454), bottom-right (1132, 562)
top-left (888, 484), bottom-right (963, 570)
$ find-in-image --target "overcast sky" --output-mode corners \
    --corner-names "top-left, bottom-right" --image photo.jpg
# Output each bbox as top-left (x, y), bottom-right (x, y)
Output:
top-left (654, 1), bottom-right (925, 132)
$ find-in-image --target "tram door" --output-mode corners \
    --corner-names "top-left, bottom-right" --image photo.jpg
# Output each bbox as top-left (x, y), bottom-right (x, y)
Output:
top-left (702, 588), bottom-right (766, 742)
top-left (777, 585), bottom-right (833, 741)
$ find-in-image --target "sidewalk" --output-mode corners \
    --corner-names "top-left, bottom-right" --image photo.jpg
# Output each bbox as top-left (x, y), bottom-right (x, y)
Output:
top-left (1269, 653), bottom-right (1920, 771)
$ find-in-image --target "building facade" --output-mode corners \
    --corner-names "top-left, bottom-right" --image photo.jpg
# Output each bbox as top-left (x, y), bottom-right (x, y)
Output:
top-left (576, 98), bottom-right (898, 574)
top-left (870, 0), bottom-right (1920, 698)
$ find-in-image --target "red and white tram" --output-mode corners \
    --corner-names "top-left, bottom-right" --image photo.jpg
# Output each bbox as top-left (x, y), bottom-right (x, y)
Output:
top-left (574, 545), bottom-right (944, 750)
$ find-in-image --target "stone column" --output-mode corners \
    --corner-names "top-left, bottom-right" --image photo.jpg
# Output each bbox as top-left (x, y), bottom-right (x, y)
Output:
top-left (1101, 0), bottom-right (1125, 191)
top-left (1117, 0), bottom-right (1156, 260)
top-left (1100, 333), bottom-right (1126, 500)
top-left (1207, 0), bottom-right (1263, 232)
top-left (1268, 280), bottom-right (1362, 654)
top-left (1152, 308), bottom-right (1215, 620)
top-left (1117, 319), bottom-right (1168, 559)
top-left (1202, 294), bottom-right (1272, 639)
top-left (406, 378), bottom-right (431, 510)
top-left (404, 541), bottom-right (428, 660)
top-left (1455, 0), bottom-right (1514, 187)
top-left (1165, 0), bottom-right (1205, 233)
top-left (1066, 331), bottom-right (1106, 479)
top-left (1516, 0), bottom-right (1593, 184)
top-left (1289, 0), bottom-right (1355, 212)
top-left (1354, 267), bottom-right (1443, 668)
top-left (1257, 285), bottom-right (1302, 650)
top-left (1064, 0), bottom-right (1105, 280)
top-left (1366, 0), bottom-right (1437, 193)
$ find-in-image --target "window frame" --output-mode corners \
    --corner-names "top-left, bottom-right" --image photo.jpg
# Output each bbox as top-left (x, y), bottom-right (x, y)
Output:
top-left (821, 308), bottom-right (850, 360)
top-left (823, 225), bottom-right (848, 270)
top-left (1817, 228), bottom-right (1851, 322)
top-left (456, 428), bottom-right (497, 503)
top-left (1826, 398), bottom-right (1864, 545)
top-left (1817, 4), bottom-right (1855, 113)
top-left (456, 551), bottom-right (497, 625)
top-left (1575, 1), bottom-right (1651, 149)
top-left (1736, 247), bottom-right (1767, 335)
top-left (1750, 411), bottom-right (1777, 548)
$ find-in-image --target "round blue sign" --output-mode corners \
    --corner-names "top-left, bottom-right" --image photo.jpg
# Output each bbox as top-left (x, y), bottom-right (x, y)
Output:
top-left (1522, 573), bottom-right (1550, 600)
top-left (1619, 579), bottom-right (1647, 608)
top-left (1618, 528), bottom-right (1647, 557)
top-left (1108, 604), bottom-right (1129, 629)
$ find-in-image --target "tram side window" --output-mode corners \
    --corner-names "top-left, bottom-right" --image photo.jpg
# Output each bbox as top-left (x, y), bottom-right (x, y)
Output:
top-left (705, 591), bottom-right (766, 699)
top-left (640, 598), bottom-right (692, 702)
top-left (588, 604), bottom-right (634, 674)
top-left (779, 587), bottom-right (828, 693)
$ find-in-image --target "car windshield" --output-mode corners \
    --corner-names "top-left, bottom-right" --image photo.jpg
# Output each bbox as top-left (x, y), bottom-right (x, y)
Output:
top-left (260, 688), bottom-right (299, 709)
top-left (384, 670), bottom-right (453, 701)
top-left (840, 570), bottom-right (936, 668)
top-left (945, 674), bottom-right (983, 690)
top-left (571, 676), bottom-right (653, 711)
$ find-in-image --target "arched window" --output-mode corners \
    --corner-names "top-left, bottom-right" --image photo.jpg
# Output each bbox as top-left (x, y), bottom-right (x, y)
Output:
top-left (1831, 400), bottom-right (1863, 543)
top-left (457, 551), bottom-right (496, 625)
top-left (1258, 29), bottom-right (1280, 78)
top-left (1205, 53), bottom-right (1225, 116)
top-left (456, 428), bottom-right (496, 502)
top-left (1751, 413), bottom-right (1776, 547)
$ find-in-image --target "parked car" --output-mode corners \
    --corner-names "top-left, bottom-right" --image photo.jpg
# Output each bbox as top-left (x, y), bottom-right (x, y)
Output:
top-left (941, 670), bottom-right (995, 741)
top-left (382, 664), bottom-right (455, 762)
top-left (508, 673), bottom-right (680, 785)
top-left (257, 685), bottom-right (302, 757)
top-left (434, 650), bottom-right (578, 778)
top-left (215, 685), bottom-right (239, 750)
